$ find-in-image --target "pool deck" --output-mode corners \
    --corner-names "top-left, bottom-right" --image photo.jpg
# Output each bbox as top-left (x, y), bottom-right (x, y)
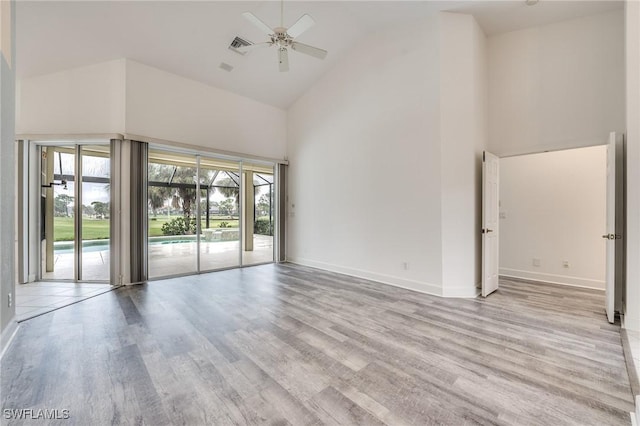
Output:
top-left (41, 235), bottom-right (273, 281)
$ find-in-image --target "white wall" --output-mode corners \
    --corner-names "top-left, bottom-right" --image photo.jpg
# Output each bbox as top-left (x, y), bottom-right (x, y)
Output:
top-left (16, 59), bottom-right (126, 135)
top-left (16, 59), bottom-right (287, 161)
top-left (125, 60), bottom-right (286, 160)
top-left (624, 0), bottom-right (640, 332)
top-left (488, 10), bottom-right (625, 157)
top-left (287, 17), bottom-right (444, 295)
top-left (287, 13), bottom-right (487, 297)
top-left (439, 13), bottom-right (487, 297)
top-left (499, 146), bottom-right (607, 289)
top-left (0, 0), bottom-right (16, 335)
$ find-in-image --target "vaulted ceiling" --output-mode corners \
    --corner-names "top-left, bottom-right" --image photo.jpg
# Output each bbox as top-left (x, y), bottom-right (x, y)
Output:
top-left (16, 1), bottom-right (623, 108)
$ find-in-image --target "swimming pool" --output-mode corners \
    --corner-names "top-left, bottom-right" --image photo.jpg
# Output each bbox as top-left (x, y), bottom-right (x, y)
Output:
top-left (54, 235), bottom-right (221, 254)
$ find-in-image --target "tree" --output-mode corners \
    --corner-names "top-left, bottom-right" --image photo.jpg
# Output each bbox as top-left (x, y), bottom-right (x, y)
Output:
top-left (148, 187), bottom-right (170, 216)
top-left (214, 174), bottom-right (240, 212)
top-left (148, 163), bottom-right (198, 228)
top-left (82, 204), bottom-right (95, 216)
top-left (54, 194), bottom-right (74, 217)
top-left (256, 194), bottom-right (271, 217)
top-left (218, 198), bottom-right (235, 216)
top-left (91, 201), bottom-right (109, 218)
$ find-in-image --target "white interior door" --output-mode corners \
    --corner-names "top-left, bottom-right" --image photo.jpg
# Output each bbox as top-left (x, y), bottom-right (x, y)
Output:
top-left (482, 151), bottom-right (500, 297)
top-left (604, 132), bottom-right (618, 323)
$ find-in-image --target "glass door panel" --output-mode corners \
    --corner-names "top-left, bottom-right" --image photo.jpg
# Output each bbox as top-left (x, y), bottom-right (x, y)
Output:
top-left (80, 145), bottom-right (111, 281)
top-left (199, 157), bottom-right (241, 271)
top-left (242, 162), bottom-right (275, 266)
top-left (41, 146), bottom-right (76, 280)
top-left (148, 150), bottom-right (198, 278)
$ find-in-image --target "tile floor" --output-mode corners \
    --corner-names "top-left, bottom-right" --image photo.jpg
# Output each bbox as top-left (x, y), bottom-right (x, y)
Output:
top-left (15, 281), bottom-right (113, 321)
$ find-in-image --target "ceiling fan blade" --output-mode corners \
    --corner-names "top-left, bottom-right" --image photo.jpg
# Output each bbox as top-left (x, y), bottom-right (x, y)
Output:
top-left (278, 48), bottom-right (289, 72)
top-left (291, 41), bottom-right (327, 60)
top-left (287, 14), bottom-right (315, 39)
top-left (236, 42), bottom-right (272, 53)
top-left (242, 12), bottom-right (273, 35)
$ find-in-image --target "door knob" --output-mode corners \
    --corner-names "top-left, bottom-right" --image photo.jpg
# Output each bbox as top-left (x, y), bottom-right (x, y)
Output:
top-left (602, 234), bottom-right (615, 240)
top-left (482, 229), bottom-right (494, 234)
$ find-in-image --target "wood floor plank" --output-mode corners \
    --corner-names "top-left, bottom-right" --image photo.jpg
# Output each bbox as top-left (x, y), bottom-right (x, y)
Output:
top-left (1, 263), bottom-right (634, 425)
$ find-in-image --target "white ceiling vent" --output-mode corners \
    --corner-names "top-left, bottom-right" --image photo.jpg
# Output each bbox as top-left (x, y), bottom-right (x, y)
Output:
top-left (229, 36), bottom-right (252, 55)
top-left (219, 62), bottom-right (234, 72)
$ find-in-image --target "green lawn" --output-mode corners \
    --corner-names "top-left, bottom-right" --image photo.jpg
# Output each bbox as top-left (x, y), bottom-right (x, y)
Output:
top-left (53, 217), bottom-right (108, 241)
top-left (53, 215), bottom-right (241, 241)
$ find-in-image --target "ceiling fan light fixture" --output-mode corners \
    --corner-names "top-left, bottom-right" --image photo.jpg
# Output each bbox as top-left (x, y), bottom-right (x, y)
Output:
top-left (238, 1), bottom-right (327, 72)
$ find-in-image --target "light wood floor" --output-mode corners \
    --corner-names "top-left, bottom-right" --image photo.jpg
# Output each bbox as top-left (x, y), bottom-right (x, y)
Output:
top-left (1, 264), bottom-right (634, 425)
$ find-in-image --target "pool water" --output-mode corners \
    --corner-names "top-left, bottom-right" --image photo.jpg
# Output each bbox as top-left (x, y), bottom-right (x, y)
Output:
top-left (54, 237), bottom-right (204, 254)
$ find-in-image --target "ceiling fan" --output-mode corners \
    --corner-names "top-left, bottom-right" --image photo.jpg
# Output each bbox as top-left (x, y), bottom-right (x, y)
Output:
top-left (238, 1), bottom-right (328, 72)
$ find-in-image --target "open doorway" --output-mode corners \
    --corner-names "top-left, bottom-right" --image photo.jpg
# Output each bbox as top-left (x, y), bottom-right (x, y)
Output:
top-left (498, 145), bottom-right (608, 292)
top-left (482, 134), bottom-right (625, 324)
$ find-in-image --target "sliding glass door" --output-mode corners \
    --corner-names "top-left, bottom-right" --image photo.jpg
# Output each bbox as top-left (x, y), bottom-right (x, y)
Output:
top-left (147, 148), bottom-right (276, 279)
top-left (147, 150), bottom-right (199, 278)
top-left (199, 157), bottom-right (241, 272)
top-left (41, 146), bottom-right (76, 280)
top-left (243, 162), bottom-right (275, 266)
top-left (40, 143), bottom-right (111, 282)
top-left (80, 146), bottom-right (111, 281)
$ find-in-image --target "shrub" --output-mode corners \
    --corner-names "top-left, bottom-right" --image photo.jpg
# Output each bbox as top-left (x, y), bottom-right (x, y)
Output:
top-left (254, 218), bottom-right (273, 236)
top-left (161, 216), bottom-right (196, 235)
top-left (219, 221), bottom-right (230, 228)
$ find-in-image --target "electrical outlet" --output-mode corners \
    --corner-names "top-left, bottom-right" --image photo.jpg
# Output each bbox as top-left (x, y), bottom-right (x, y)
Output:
top-left (402, 262), bottom-right (410, 270)
top-left (563, 261), bottom-right (570, 268)
top-left (499, 212), bottom-right (507, 219)
top-left (533, 258), bottom-right (541, 267)
top-left (8, 292), bottom-right (12, 308)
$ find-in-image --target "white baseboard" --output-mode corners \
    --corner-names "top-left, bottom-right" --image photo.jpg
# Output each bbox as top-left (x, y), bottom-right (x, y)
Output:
top-left (442, 284), bottom-right (481, 298)
top-left (0, 321), bottom-right (19, 360)
top-left (287, 257), bottom-right (444, 297)
top-left (499, 268), bottom-right (605, 290)
top-left (624, 312), bottom-right (640, 333)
